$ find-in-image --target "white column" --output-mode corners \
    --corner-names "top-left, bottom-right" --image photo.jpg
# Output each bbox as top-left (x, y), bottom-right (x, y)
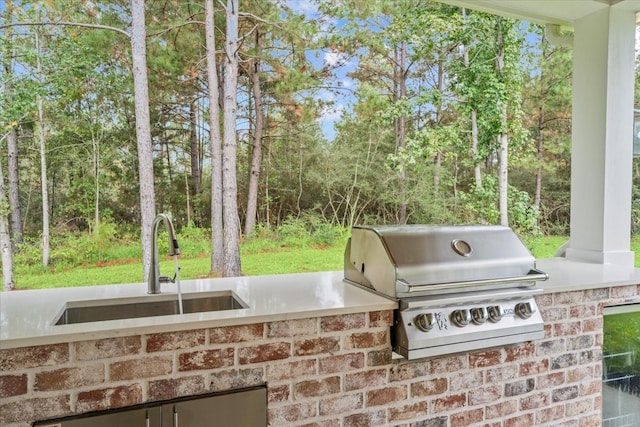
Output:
top-left (565, 6), bottom-right (636, 266)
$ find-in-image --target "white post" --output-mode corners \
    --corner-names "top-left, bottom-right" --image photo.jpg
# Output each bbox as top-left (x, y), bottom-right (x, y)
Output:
top-left (565, 6), bottom-right (636, 266)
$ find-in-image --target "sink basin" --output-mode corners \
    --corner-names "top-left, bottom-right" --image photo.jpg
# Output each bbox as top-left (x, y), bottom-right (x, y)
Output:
top-left (54, 291), bottom-right (248, 325)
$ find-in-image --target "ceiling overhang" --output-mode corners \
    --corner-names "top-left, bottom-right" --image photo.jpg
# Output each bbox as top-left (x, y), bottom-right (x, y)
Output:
top-left (437, 0), bottom-right (640, 26)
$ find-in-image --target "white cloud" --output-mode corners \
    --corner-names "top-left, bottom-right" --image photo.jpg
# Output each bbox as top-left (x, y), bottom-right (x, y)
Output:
top-left (324, 51), bottom-right (344, 67)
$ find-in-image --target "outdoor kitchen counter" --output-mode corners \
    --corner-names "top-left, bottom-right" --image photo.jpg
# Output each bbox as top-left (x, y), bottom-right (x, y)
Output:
top-left (2, 259), bottom-right (639, 350)
top-left (0, 271), bottom-right (396, 350)
top-left (536, 257), bottom-right (640, 292)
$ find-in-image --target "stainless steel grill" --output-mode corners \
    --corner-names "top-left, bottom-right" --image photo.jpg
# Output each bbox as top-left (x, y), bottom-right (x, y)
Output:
top-left (344, 225), bottom-right (548, 360)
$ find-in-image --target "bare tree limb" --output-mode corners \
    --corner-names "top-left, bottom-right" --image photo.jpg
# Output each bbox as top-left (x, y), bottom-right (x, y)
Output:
top-left (0, 21), bottom-right (130, 38)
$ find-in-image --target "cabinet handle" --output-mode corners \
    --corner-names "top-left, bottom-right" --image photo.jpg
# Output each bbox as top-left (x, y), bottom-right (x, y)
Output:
top-left (173, 407), bottom-right (179, 427)
top-left (145, 410), bottom-right (150, 427)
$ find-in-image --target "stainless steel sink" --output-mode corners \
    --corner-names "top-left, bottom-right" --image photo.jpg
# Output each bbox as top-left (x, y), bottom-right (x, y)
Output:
top-left (54, 291), bottom-right (248, 325)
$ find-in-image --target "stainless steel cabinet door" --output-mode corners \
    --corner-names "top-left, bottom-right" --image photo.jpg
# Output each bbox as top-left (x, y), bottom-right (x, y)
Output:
top-left (46, 407), bottom-right (162, 427)
top-left (161, 388), bottom-right (266, 427)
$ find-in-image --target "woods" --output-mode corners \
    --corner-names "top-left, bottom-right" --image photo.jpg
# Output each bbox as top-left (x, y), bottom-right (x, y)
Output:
top-left (0, 1), bottom-right (637, 288)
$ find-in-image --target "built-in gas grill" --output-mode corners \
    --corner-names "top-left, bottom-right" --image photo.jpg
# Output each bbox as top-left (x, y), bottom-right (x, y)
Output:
top-left (344, 225), bottom-right (548, 360)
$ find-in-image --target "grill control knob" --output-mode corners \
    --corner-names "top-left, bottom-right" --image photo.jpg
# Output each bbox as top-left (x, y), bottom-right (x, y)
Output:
top-left (487, 305), bottom-right (504, 322)
top-left (470, 307), bottom-right (488, 325)
top-left (414, 313), bottom-right (435, 332)
top-left (515, 302), bottom-right (535, 319)
top-left (451, 309), bottom-right (471, 327)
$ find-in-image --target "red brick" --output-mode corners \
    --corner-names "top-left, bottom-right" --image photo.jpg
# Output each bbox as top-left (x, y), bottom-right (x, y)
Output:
top-left (75, 336), bottom-right (140, 360)
top-left (210, 367), bottom-right (264, 391)
top-left (468, 385), bottom-right (501, 405)
top-left (210, 323), bottom-right (264, 343)
top-left (450, 408), bottom-right (484, 426)
top-left (295, 337), bottom-right (339, 356)
top-left (366, 386), bottom-right (407, 406)
top-left (579, 414), bottom-right (602, 427)
top-left (570, 304), bottom-right (597, 318)
top-left (565, 398), bottom-right (592, 416)
top-left (520, 359), bottom-right (549, 376)
top-left (319, 353), bottom-right (364, 374)
top-left (610, 285), bottom-right (636, 299)
top-left (267, 318), bottom-right (316, 337)
top-left (567, 366), bottom-right (593, 383)
top-left (485, 364), bottom-right (518, 383)
top-left (111, 356), bottom-right (172, 380)
top-left (180, 348), bottom-right (234, 371)
top-left (268, 384), bottom-right (290, 403)
top-left (321, 313), bottom-right (366, 331)
top-left (432, 393), bottom-right (466, 412)
top-left (343, 410), bottom-right (387, 427)
top-left (35, 364), bottom-right (104, 391)
top-left (520, 391), bottom-right (550, 410)
top-left (535, 404), bottom-right (565, 424)
top-left (388, 402), bottom-right (428, 421)
top-left (390, 360), bottom-right (430, 381)
top-left (295, 376), bottom-right (340, 398)
top-left (345, 331), bottom-right (387, 349)
top-left (505, 412), bottom-right (534, 427)
top-left (148, 376), bottom-right (205, 401)
top-left (580, 380), bottom-right (601, 396)
top-left (319, 393), bottom-right (364, 415)
top-left (367, 348), bottom-right (392, 366)
top-left (537, 372), bottom-right (565, 389)
top-left (411, 378), bottom-right (447, 397)
top-left (584, 288), bottom-right (608, 302)
top-left (486, 400), bottom-right (518, 419)
top-left (554, 291), bottom-right (584, 305)
top-left (583, 317), bottom-right (602, 332)
top-left (268, 402), bottom-right (317, 424)
top-left (0, 343), bottom-right (69, 370)
top-left (554, 321), bottom-right (582, 336)
top-left (77, 384), bottom-right (143, 412)
top-left (470, 350), bottom-right (503, 368)
top-left (345, 368), bottom-right (387, 391)
top-left (540, 307), bottom-right (567, 322)
top-left (146, 329), bottom-right (205, 351)
top-left (0, 374), bottom-right (27, 398)
top-left (369, 310), bottom-right (393, 327)
top-left (430, 354), bottom-right (468, 373)
top-left (450, 370), bottom-right (483, 391)
top-left (0, 395), bottom-right (70, 425)
top-left (505, 342), bottom-right (534, 362)
top-left (239, 342), bottom-right (290, 364)
top-left (266, 359), bottom-right (316, 381)
top-left (552, 385), bottom-right (579, 402)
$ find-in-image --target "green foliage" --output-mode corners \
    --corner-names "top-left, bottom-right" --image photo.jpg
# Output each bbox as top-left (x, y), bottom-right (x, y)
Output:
top-left (458, 175), bottom-right (539, 233)
top-left (604, 311), bottom-right (640, 377)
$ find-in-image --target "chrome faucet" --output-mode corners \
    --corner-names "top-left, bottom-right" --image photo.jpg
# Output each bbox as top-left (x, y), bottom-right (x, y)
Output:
top-left (148, 213), bottom-right (180, 294)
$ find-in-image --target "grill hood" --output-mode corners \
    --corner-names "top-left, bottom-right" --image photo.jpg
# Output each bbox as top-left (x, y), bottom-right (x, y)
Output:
top-left (344, 225), bottom-right (547, 299)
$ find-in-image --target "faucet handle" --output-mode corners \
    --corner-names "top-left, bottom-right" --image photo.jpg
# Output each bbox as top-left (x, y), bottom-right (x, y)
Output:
top-left (159, 275), bottom-right (174, 284)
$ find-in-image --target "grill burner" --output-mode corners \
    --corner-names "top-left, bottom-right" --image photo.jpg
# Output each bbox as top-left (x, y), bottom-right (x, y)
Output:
top-left (344, 225), bottom-right (548, 360)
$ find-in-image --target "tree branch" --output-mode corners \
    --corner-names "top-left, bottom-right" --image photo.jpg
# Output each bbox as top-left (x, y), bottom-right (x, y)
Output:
top-left (0, 21), bottom-right (130, 38)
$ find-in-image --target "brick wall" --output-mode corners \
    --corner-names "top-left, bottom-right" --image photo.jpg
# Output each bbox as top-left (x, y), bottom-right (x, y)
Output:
top-left (1, 284), bottom-right (638, 427)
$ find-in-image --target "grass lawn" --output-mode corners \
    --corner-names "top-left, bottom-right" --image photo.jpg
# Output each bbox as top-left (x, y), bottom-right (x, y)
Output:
top-left (10, 235), bottom-right (640, 290)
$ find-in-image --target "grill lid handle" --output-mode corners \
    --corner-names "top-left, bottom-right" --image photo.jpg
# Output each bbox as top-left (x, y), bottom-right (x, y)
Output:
top-left (396, 268), bottom-right (549, 295)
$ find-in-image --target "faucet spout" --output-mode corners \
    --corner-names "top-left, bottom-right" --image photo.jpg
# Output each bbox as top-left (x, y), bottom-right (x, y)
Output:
top-left (148, 213), bottom-right (181, 294)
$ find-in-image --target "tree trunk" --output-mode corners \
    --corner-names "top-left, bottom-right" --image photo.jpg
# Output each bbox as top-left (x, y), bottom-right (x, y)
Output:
top-left (35, 32), bottom-right (50, 267)
top-left (205, 0), bottom-right (223, 276)
top-left (189, 101), bottom-right (201, 196)
top-left (131, 0), bottom-right (156, 282)
top-left (395, 41), bottom-right (407, 224)
top-left (495, 17), bottom-right (509, 227)
top-left (0, 143), bottom-right (16, 290)
top-left (222, 0), bottom-right (241, 276)
top-left (244, 31), bottom-right (263, 236)
top-left (7, 128), bottom-right (22, 245)
top-left (434, 57), bottom-right (445, 199)
top-left (534, 106), bottom-right (544, 212)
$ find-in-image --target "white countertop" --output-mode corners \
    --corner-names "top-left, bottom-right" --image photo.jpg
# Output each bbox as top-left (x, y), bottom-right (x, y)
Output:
top-left (0, 271), bottom-right (395, 350)
top-left (536, 257), bottom-right (640, 292)
top-left (2, 259), bottom-right (639, 350)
